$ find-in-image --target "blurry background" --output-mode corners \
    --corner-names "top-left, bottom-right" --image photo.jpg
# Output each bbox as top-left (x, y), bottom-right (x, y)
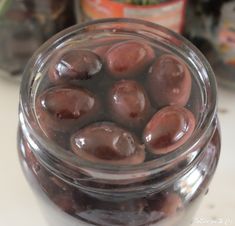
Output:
top-left (0, 0), bottom-right (234, 225)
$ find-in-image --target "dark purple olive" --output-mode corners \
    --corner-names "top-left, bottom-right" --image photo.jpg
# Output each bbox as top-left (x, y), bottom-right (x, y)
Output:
top-left (106, 41), bottom-right (155, 78)
top-left (35, 86), bottom-right (99, 133)
top-left (148, 54), bottom-right (192, 107)
top-left (24, 138), bottom-right (41, 175)
top-left (71, 122), bottom-right (145, 165)
top-left (143, 106), bottom-right (195, 155)
top-left (73, 191), bottom-right (152, 225)
top-left (53, 193), bottom-right (76, 214)
top-left (160, 193), bottom-right (183, 216)
top-left (109, 80), bottom-right (151, 128)
top-left (93, 45), bottom-right (111, 58)
top-left (49, 49), bottom-right (102, 82)
top-left (148, 193), bottom-right (183, 217)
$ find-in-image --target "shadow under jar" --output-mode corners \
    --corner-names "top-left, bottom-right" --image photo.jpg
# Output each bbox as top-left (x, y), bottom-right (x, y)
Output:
top-left (17, 19), bottom-right (221, 226)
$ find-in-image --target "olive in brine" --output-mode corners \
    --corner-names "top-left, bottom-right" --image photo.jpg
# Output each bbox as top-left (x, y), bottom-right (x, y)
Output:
top-left (109, 80), bottom-right (151, 128)
top-left (93, 45), bottom-right (111, 58)
top-left (49, 49), bottom-right (102, 82)
top-left (106, 41), bottom-right (155, 78)
top-left (148, 54), bottom-right (192, 107)
top-left (143, 106), bottom-right (196, 155)
top-left (35, 86), bottom-right (99, 133)
top-left (71, 122), bottom-right (145, 165)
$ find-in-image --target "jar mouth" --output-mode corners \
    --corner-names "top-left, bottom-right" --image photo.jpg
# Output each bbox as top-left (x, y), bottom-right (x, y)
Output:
top-left (20, 18), bottom-right (217, 176)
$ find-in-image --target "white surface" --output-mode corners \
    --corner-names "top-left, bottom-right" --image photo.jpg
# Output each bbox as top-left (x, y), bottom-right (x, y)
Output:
top-left (0, 77), bottom-right (234, 226)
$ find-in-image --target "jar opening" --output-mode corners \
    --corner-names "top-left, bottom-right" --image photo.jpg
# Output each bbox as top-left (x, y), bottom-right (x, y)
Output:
top-left (19, 18), bottom-right (217, 185)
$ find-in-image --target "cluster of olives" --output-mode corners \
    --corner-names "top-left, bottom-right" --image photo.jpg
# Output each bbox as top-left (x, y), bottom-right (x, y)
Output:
top-left (23, 137), bottom-right (183, 225)
top-left (35, 40), bottom-right (195, 165)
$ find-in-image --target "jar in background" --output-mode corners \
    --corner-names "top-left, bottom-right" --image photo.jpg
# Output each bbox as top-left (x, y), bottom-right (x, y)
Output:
top-left (184, 0), bottom-right (235, 89)
top-left (0, 0), bottom-right (75, 79)
top-left (18, 19), bottom-right (220, 226)
top-left (76, 0), bottom-right (187, 33)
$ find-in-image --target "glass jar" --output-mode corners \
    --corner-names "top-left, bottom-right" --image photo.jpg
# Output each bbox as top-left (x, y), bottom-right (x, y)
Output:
top-left (18, 18), bottom-right (220, 226)
top-left (76, 0), bottom-right (187, 33)
top-left (184, 0), bottom-right (235, 89)
top-left (0, 0), bottom-right (75, 79)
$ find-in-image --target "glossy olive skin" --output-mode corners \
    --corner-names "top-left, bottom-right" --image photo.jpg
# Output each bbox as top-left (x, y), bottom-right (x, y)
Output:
top-left (35, 86), bottom-right (99, 133)
top-left (93, 45), bottom-right (111, 58)
top-left (160, 193), bottom-right (183, 217)
top-left (106, 41), bottom-right (155, 78)
top-left (49, 49), bottom-right (102, 82)
top-left (71, 122), bottom-right (145, 165)
top-left (147, 54), bottom-right (192, 107)
top-left (143, 106), bottom-right (196, 155)
top-left (109, 80), bottom-right (151, 128)
top-left (148, 192), bottom-right (183, 217)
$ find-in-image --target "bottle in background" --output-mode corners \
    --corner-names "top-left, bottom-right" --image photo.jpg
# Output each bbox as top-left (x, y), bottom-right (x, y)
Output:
top-left (76, 0), bottom-right (187, 34)
top-left (0, 0), bottom-right (75, 79)
top-left (184, 0), bottom-right (235, 89)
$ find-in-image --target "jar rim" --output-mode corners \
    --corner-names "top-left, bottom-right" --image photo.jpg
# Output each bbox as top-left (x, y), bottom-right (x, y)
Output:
top-left (19, 18), bottom-right (217, 179)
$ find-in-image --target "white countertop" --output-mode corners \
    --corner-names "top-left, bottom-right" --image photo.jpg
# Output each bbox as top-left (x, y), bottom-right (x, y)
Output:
top-left (0, 77), bottom-right (234, 226)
